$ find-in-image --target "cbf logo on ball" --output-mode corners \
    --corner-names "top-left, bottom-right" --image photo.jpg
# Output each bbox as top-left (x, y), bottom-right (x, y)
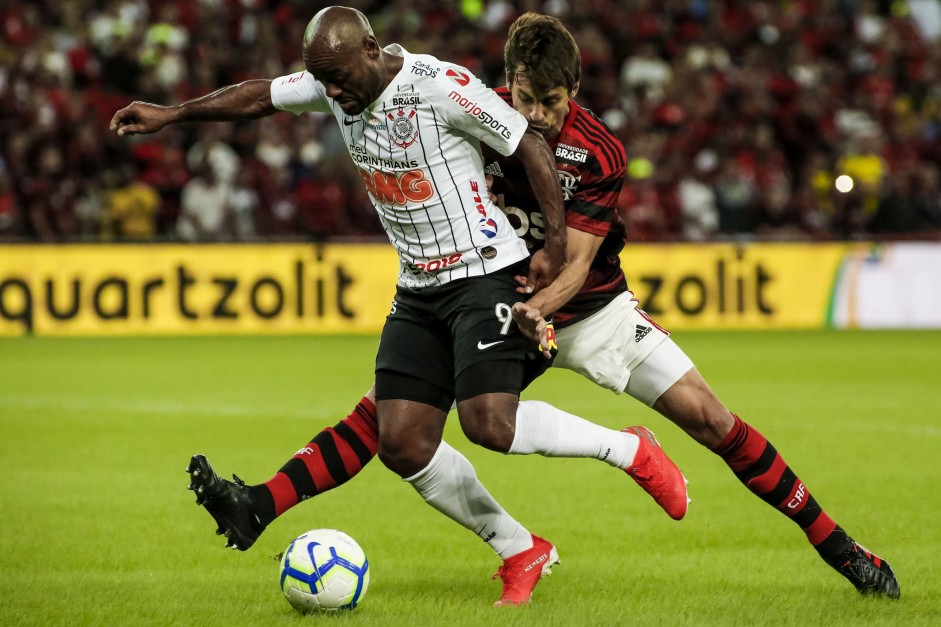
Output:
top-left (387, 107), bottom-right (419, 149)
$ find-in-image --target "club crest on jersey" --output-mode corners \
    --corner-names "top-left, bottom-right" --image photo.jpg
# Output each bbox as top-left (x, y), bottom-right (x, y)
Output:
top-left (478, 217), bottom-right (498, 238)
top-left (387, 107), bottom-right (419, 149)
top-left (558, 168), bottom-right (580, 201)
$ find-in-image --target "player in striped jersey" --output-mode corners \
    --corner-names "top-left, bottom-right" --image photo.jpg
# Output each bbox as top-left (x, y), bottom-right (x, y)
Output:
top-left (499, 13), bottom-right (898, 599)
top-left (112, 6), bottom-right (688, 607)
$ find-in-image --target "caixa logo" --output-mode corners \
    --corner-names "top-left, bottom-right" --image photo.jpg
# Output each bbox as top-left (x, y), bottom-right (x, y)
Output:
top-left (357, 167), bottom-right (434, 205)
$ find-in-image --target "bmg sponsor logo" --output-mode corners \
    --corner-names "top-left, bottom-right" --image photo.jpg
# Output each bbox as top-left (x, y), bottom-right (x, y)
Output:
top-left (357, 167), bottom-right (434, 205)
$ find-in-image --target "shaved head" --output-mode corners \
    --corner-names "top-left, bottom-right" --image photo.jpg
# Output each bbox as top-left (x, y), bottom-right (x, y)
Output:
top-left (303, 6), bottom-right (374, 58)
top-left (300, 6), bottom-right (396, 116)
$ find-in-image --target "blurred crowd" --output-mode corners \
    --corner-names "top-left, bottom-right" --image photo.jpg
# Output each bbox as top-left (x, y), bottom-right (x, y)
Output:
top-left (2, 0), bottom-right (940, 243)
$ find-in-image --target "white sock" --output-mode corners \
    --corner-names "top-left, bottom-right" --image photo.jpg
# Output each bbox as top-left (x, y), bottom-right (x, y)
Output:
top-left (509, 400), bottom-right (640, 469)
top-left (404, 441), bottom-right (533, 559)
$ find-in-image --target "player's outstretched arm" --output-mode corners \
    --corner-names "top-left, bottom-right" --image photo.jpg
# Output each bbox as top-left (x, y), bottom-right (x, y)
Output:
top-left (513, 129), bottom-right (567, 291)
top-left (110, 79), bottom-right (277, 136)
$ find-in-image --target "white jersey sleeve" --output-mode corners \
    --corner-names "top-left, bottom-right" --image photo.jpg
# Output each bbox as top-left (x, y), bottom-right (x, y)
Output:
top-left (270, 71), bottom-right (333, 115)
top-left (427, 64), bottom-right (529, 157)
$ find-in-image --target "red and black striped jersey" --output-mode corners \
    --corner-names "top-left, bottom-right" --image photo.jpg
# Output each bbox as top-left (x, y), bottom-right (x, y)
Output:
top-left (485, 87), bottom-right (628, 328)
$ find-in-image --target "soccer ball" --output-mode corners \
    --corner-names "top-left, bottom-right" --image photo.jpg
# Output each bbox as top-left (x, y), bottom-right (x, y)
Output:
top-left (279, 529), bottom-right (370, 612)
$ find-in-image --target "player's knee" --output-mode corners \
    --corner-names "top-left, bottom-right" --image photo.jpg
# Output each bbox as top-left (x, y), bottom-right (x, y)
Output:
top-left (459, 408), bottom-right (515, 453)
top-left (377, 437), bottom-right (436, 478)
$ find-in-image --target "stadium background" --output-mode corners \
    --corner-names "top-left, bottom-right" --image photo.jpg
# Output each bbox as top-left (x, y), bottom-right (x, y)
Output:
top-left (3, 3), bottom-right (941, 624)
top-left (2, 0), bottom-right (941, 244)
top-left (2, 0), bottom-right (941, 336)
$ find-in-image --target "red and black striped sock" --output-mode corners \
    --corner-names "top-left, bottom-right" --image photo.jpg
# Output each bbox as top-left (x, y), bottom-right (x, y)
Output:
top-left (712, 414), bottom-right (852, 561)
top-left (249, 397), bottom-right (379, 526)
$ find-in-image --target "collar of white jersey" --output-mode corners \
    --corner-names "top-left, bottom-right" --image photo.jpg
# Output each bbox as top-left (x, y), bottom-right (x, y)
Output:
top-left (383, 43), bottom-right (407, 57)
top-left (356, 44), bottom-right (411, 118)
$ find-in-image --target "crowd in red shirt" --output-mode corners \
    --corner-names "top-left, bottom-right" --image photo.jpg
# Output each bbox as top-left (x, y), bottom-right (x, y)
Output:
top-left (2, 0), bottom-right (939, 242)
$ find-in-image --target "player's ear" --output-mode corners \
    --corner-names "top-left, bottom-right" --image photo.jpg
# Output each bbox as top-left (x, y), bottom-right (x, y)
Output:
top-left (570, 81), bottom-right (580, 99)
top-left (364, 35), bottom-right (381, 59)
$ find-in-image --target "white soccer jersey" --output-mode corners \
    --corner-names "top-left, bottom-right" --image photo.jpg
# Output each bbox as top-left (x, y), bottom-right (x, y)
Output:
top-left (271, 44), bottom-right (531, 289)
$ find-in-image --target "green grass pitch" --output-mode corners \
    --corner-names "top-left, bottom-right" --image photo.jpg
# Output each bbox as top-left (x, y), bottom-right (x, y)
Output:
top-left (1, 331), bottom-right (940, 626)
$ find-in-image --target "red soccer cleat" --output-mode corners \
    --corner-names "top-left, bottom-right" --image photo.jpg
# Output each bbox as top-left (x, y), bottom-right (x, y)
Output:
top-left (623, 426), bottom-right (689, 520)
top-left (492, 534), bottom-right (560, 607)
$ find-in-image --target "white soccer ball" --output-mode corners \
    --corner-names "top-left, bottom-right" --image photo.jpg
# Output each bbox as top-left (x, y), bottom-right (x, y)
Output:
top-left (279, 528), bottom-right (370, 612)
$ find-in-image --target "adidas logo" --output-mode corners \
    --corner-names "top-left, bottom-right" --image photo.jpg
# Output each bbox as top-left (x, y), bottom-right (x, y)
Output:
top-left (635, 325), bottom-right (651, 342)
top-left (484, 160), bottom-right (504, 177)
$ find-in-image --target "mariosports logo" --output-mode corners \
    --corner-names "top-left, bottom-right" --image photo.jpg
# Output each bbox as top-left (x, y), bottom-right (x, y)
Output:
top-left (446, 68), bottom-right (470, 86)
top-left (448, 91), bottom-right (513, 140)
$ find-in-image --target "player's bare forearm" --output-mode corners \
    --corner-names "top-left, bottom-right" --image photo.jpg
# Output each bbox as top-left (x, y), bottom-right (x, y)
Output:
top-left (111, 79), bottom-right (275, 136)
top-left (523, 257), bottom-right (590, 317)
top-left (514, 130), bottom-right (566, 286)
top-left (175, 80), bottom-right (276, 122)
top-left (517, 227), bottom-right (603, 316)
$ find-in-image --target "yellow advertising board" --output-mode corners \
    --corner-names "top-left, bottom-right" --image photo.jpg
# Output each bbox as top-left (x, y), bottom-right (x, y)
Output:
top-left (0, 242), bottom-right (884, 336)
top-left (0, 244), bottom-right (398, 336)
top-left (619, 242), bottom-right (848, 329)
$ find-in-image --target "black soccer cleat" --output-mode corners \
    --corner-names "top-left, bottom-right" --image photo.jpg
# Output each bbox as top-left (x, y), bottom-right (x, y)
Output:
top-left (828, 541), bottom-right (900, 599)
top-left (186, 454), bottom-right (266, 551)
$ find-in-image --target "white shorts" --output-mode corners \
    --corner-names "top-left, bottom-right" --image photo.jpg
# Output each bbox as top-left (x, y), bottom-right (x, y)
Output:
top-left (553, 292), bottom-right (694, 406)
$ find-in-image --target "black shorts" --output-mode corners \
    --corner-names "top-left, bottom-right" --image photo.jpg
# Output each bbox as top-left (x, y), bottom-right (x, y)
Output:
top-left (374, 260), bottom-right (553, 409)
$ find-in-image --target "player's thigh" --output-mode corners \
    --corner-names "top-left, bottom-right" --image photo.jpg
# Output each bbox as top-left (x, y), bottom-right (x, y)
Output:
top-left (450, 268), bottom-right (539, 397)
top-left (553, 293), bottom-right (673, 397)
top-left (627, 336), bottom-right (695, 407)
top-left (375, 295), bottom-right (454, 411)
